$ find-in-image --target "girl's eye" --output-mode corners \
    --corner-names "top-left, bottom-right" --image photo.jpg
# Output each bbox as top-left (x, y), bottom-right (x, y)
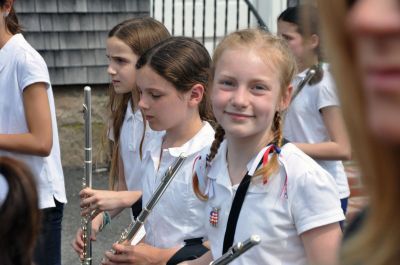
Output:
top-left (218, 79), bottom-right (235, 88)
top-left (150, 93), bottom-right (162, 99)
top-left (251, 84), bottom-right (269, 93)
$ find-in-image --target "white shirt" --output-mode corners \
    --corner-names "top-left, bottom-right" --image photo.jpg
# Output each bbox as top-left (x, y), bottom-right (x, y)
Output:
top-left (283, 64), bottom-right (350, 198)
top-left (140, 122), bottom-right (215, 248)
top-left (0, 34), bottom-right (67, 209)
top-left (119, 101), bottom-right (163, 191)
top-left (195, 141), bottom-right (344, 265)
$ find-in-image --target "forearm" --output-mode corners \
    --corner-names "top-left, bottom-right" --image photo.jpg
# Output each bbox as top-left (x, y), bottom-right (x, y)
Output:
top-left (294, 142), bottom-right (351, 160)
top-left (0, 133), bottom-right (52, 156)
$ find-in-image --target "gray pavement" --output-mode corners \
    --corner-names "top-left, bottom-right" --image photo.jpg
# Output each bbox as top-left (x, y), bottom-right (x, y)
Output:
top-left (61, 167), bottom-right (130, 265)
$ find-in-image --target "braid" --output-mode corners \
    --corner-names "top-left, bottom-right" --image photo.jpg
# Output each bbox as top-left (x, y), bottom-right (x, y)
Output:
top-left (193, 124), bottom-right (225, 200)
top-left (255, 111), bottom-right (283, 183)
top-left (206, 125), bottom-right (225, 166)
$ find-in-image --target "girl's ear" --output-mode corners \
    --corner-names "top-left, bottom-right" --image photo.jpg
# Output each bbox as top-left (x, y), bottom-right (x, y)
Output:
top-left (188, 84), bottom-right (205, 107)
top-left (279, 85), bottom-right (293, 111)
top-left (3, 0), bottom-right (13, 13)
top-left (310, 33), bottom-right (320, 50)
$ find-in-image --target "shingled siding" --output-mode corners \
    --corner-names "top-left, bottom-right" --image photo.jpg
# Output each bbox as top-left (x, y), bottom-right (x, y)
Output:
top-left (15, 0), bottom-right (150, 85)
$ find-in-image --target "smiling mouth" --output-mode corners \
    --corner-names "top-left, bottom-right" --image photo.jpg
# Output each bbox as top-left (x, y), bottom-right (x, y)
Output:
top-left (224, 111), bottom-right (255, 118)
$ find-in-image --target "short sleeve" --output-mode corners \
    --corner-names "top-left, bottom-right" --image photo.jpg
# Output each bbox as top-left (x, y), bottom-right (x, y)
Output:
top-left (317, 71), bottom-right (340, 110)
top-left (17, 51), bottom-right (50, 93)
top-left (289, 168), bottom-right (345, 235)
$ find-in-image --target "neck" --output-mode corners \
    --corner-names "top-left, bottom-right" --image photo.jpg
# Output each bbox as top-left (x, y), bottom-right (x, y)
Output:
top-left (226, 131), bottom-right (273, 185)
top-left (0, 26), bottom-right (12, 49)
top-left (162, 113), bottom-right (203, 149)
top-left (298, 54), bottom-right (319, 73)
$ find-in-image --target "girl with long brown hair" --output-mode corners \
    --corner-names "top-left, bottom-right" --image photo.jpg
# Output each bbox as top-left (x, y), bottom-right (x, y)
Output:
top-left (102, 36), bottom-right (215, 265)
top-left (72, 17), bottom-right (170, 258)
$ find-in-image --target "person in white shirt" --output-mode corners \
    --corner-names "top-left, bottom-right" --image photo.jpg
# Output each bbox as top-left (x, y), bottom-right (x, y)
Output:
top-left (102, 37), bottom-right (215, 265)
top-left (72, 17), bottom-right (170, 258)
top-left (189, 28), bottom-right (344, 265)
top-left (0, 1), bottom-right (67, 264)
top-left (277, 5), bottom-right (351, 220)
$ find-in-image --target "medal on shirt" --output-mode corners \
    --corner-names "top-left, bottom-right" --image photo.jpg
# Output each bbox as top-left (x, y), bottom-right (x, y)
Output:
top-left (209, 207), bottom-right (220, 227)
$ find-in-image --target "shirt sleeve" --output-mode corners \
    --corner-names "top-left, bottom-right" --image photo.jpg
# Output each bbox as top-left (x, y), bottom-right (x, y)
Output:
top-left (17, 50), bottom-right (50, 93)
top-left (289, 167), bottom-right (345, 235)
top-left (317, 71), bottom-right (340, 110)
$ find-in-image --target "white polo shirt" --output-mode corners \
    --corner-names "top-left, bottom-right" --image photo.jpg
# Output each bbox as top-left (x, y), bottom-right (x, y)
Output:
top-left (140, 122), bottom-right (215, 249)
top-left (195, 141), bottom-right (344, 265)
top-left (119, 101), bottom-right (163, 191)
top-left (0, 34), bottom-right (67, 209)
top-left (284, 64), bottom-right (350, 199)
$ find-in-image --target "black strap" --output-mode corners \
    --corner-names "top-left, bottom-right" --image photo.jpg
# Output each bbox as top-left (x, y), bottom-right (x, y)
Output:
top-left (221, 140), bottom-right (289, 254)
top-left (167, 237), bottom-right (208, 265)
top-left (131, 196), bottom-right (142, 219)
top-left (222, 159), bottom-right (263, 254)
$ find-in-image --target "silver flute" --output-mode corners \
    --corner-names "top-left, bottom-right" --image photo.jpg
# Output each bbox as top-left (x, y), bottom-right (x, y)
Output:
top-left (81, 86), bottom-right (93, 265)
top-left (291, 67), bottom-right (317, 102)
top-left (209, 235), bottom-right (261, 265)
top-left (113, 153), bottom-right (187, 246)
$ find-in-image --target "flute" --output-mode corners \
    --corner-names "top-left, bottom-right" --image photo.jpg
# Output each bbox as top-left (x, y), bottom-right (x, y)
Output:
top-left (113, 154), bottom-right (187, 247)
top-left (81, 86), bottom-right (93, 265)
top-left (210, 235), bottom-right (261, 265)
top-left (291, 67), bottom-right (317, 102)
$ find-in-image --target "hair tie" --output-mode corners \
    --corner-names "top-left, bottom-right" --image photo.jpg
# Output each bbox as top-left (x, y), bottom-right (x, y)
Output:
top-left (273, 144), bottom-right (281, 155)
top-left (0, 173), bottom-right (9, 208)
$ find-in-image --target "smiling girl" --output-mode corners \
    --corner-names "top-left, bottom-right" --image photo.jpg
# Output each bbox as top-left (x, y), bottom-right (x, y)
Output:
top-left (190, 28), bottom-right (344, 265)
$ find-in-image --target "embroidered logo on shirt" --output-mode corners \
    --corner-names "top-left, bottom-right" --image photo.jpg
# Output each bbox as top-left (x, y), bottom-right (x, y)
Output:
top-left (209, 207), bottom-right (220, 227)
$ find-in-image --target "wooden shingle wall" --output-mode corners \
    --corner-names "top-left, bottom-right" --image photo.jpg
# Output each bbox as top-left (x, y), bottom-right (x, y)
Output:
top-left (15, 0), bottom-right (150, 85)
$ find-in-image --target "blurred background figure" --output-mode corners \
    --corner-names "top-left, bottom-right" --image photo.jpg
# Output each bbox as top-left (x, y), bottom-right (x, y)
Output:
top-left (277, 5), bottom-right (351, 225)
top-left (0, 156), bottom-right (41, 265)
top-left (316, 0), bottom-right (400, 264)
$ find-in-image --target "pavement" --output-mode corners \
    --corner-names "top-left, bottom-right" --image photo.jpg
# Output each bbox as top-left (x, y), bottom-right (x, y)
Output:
top-left (61, 167), bottom-right (130, 265)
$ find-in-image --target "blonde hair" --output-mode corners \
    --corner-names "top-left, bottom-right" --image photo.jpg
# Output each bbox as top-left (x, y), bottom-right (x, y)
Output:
top-left (316, 1), bottom-right (400, 264)
top-left (193, 28), bottom-right (297, 199)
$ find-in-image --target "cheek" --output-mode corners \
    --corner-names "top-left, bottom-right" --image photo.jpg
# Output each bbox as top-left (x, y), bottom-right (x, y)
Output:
top-left (211, 90), bottom-right (227, 114)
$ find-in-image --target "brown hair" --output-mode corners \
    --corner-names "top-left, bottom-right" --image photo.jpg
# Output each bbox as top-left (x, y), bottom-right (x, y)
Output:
top-left (0, 156), bottom-right (40, 265)
top-left (194, 28), bottom-right (297, 200)
top-left (278, 4), bottom-right (324, 85)
top-left (0, 0), bottom-right (22, 34)
top-left (136, 36), bottom-right (215, 123)
top-left (106, 17), bottom-right (170, 189)
top-left (316, 1), bottom-right (400, 265)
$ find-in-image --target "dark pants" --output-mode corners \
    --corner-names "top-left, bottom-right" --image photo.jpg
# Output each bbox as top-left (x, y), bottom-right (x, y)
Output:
top-left (33, 198), bottom-right (64, 265)
top-left (340, 197), bottom-right (348, 231)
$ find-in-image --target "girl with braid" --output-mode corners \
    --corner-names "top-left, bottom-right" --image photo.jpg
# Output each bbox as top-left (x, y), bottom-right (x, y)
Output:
top-left (189, 29), bottom-right (344, 265)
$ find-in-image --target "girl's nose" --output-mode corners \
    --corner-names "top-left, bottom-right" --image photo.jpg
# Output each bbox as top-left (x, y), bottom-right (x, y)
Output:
top-left (107, 64), bottom-right (116, 75)
top-left (230, 86), bottom-right (249, 109)
top-left (138, 96), bottom-right (148, 110)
